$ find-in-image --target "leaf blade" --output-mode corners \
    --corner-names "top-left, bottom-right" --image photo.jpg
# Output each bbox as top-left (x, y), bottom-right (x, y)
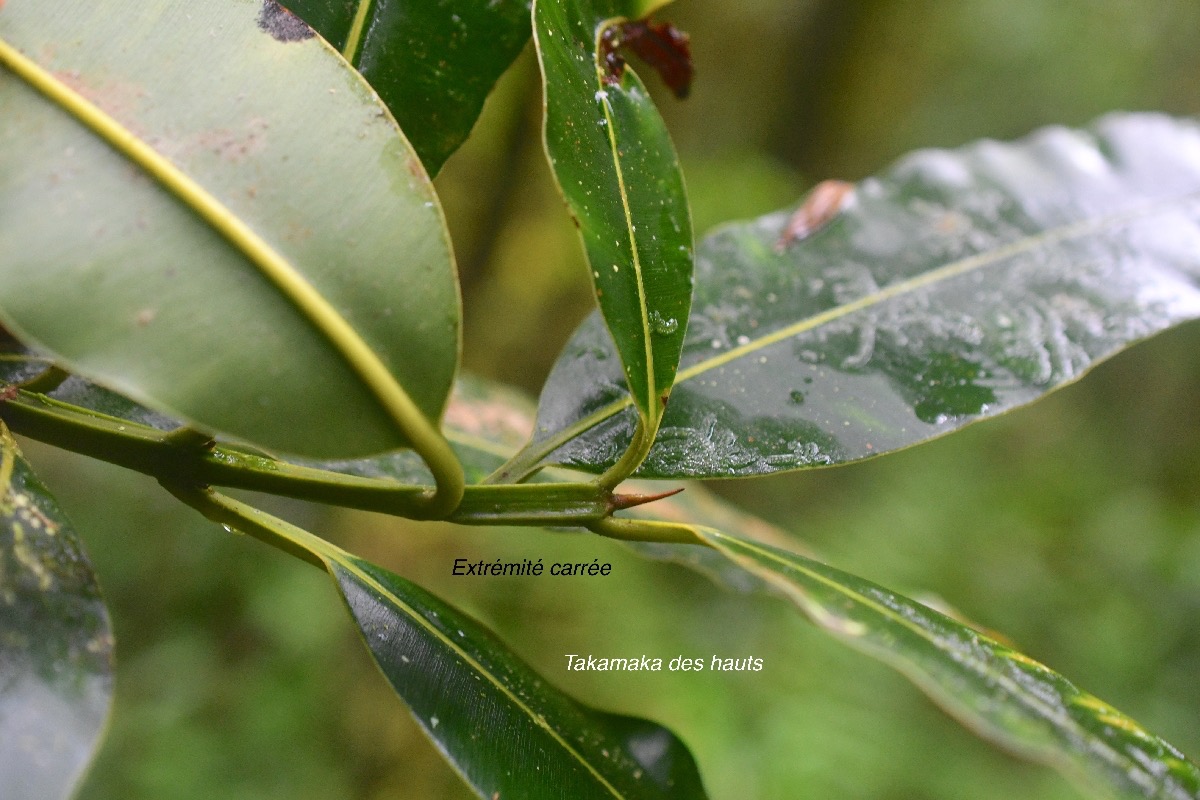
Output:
top-left (0, 423), bottom-right (113, 800)
top-left (280, 0), bottom-right (533, 174)
top-left (333, 554), bottom-right (707, 799)
top-left (693, 525), bottom-right (1200, 800)
top-left (533, 0), bottom-right (693, 431)
top-left (186, 491), bottom-right (708, 800)
top-left (529, 112), bottom-right (1200, 477)
top-left (0, 0), bottom-right (459, 460)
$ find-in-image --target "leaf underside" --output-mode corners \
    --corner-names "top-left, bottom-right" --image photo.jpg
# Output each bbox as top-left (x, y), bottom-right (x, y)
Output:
top-left (0, 423), bottom-right (113, 800)
top-left (530, 112), bottom-right (1200, 478)
top-left (0, 0), bottom-right (460, 459)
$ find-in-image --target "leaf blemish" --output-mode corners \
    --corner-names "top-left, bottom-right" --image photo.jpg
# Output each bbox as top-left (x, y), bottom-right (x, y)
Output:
top-left (257, 0), bottom-right (315, 43)
top-left (599, 17), bottom-right (694, 99)
top-left (775, 180), bottom-right (855, 252)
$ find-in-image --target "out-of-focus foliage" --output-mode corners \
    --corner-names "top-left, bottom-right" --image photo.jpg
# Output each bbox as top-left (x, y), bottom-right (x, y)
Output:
top-left (29, 1), bottom-right (1200, 798)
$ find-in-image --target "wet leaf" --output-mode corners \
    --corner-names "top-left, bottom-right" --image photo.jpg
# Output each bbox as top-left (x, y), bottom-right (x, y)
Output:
top-left (527, 112), bottom-right (1200, 477)
top-left (0, 0), bottom-right (459, 459)
top-left (279, 0), bottom-right (532, 175)
top-left (534, 0), bottom-right (693, 432)
top-left (0, 422), bottom-right (113, 800)
top-left (693, 525), bottom-right (1200, 800)
top-left (334, 555), bottom-right (707, 799)
top-left (195, 493), bottom-right (708, 800)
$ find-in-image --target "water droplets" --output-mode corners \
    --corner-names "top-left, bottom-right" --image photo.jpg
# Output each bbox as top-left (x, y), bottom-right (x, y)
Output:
top-left (649, 311), bottom-right (679, 335)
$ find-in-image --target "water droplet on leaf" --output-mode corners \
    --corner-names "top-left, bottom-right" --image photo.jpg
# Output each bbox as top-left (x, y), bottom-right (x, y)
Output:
top-left (649, 311), bottom-right (679, 335)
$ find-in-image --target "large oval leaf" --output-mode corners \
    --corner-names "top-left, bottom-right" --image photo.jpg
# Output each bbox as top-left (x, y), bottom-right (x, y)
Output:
top-left (534, 0), bottom-right (693, 433)
top-left (525, 112), bottom-right (1200, 477)
top-left (279, 0), bottom-right (532, 175)
top-left (688, 526), bottom-right (1200, 800)
top-left (0, 0), bottom-right (459, 459)
top-left (0, 423), bottom-right (113, 800)
top-left (180, 490), bottom-right (708, 800)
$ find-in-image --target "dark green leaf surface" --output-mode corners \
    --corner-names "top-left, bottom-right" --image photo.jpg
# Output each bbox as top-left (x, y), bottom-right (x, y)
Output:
top-left (0, 423), bottom-right (113, 800)
top-left (280, 0), bottom-right (532, 174)
top-left (0, 0), bottom-right (459, 459)
top-left (335, 555), bottom-right (707, 799)
top-left (194, 493), bottom-right (707, 800)
top-left (528, 113), bottom-right (1200, 477)
top-left (534, 0), bottom-right (693, 430)
top-left (694, 526), bottom-right (1200, 800)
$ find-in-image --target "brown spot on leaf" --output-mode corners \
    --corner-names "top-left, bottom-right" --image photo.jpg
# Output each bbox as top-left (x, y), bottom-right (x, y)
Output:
top-left (775, 180), bottom-right (855, 251)
top-left (600, 17), bottom-right (694, 99)
top-left (257, 0), bottom-right (315, 43)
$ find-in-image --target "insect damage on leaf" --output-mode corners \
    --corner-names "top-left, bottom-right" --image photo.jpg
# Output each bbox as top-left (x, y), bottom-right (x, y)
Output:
top-left (258, 0), bottom-right (315, 43)
top-left (775, 179), bottom-right (855, 251)
top-left (599, 17), bottom-right (694, 99)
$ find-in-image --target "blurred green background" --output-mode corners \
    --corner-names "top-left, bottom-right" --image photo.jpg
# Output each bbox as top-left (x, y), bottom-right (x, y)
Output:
top-left (26, 1), bottom-right (1200, 797)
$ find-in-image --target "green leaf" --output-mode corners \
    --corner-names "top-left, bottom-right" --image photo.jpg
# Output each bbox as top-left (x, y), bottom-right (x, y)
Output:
top-left (691, 525), bottom-right (1200, 800)
top-left (526, 112), bottom-right (1200, 477)
top-left (0, 329), bottom-right (50, 387)
top-left (183, 491), bottom-right (708, 800)
top-left (0, 0), bottom-right (459, 460)
top-left (533, 0), bottom-right (693, 432)
top-left (334, 556), bottom-right (706, 799)
top-left (279, 0), bottom-right (532, 175)
top-left (1, 422), bottom-right (113, 800)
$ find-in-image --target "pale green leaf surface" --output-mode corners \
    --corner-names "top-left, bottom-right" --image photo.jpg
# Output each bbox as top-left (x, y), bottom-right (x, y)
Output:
top-left (527, 113), bottom-right (1200, 477)
top-left (0, 0), bottom-right (459, 459)
top-left (534, 0), bottom-right (693, 429)
top-left (0, 423), bottom-right (113, 800)
top-left (279, 0), bottom-right (532, 175)
top-left (691, 525), bottom-right (1200, 800)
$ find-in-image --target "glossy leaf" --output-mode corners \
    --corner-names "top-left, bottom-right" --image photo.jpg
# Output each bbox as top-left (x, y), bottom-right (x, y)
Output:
top-left (526, 112), bottom-right (1200, 477)
top-left (335, 555), bottom-right (706, 799)
top-left (0, 0), bottom-right (459, 459)
top-left (192, 492), bottom-right (708, 800)
top-left (279, 0), bottom-right (532, 175)
top-left (534, 0), bottom-right (693, 431)
top-left (692, 525), bottom-right (1200, 800)
top-left (0, 423), bottom-right (113, 800)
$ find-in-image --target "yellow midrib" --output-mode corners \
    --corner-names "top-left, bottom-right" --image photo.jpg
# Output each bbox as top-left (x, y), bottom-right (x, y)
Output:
top-left (525, 188), bottom-right (1200, 464)
top-left (342, 0), bottom-right (375, 64)
top-left (703, 527), bottom-right (1147, 784)
top-left (334, 553), bottom-right (630, 798)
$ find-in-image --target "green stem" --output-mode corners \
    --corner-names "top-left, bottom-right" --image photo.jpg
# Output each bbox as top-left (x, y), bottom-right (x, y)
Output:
top-left (596, 417), bottom-right (655, 490)
top-left (0, 36), bottom-right (465, 518)
top-left (589, 516), bottom-right (709, 547)
top-left (1, 390), bottom-right (610, 525)
top-left (162, 481), bottom-right (329, 569)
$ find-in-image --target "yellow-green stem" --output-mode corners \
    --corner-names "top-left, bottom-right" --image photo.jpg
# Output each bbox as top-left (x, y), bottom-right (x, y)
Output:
top-left (0, 36), bottom-right (465, 518)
